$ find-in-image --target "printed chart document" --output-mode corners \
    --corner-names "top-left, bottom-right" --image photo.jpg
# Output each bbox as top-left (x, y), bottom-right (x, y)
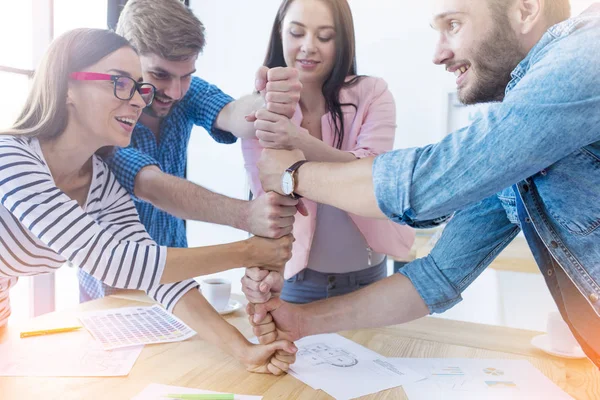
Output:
top-left (79, 304), bottom-right (196, 350)
top-left (289, 334), bottom-right (423, 400)
top-left (0, 329), bottom-right (142, 376)
top-left (393, 358), bottom-right (573, 400)
top-left (132, 383), bottom-right (262, 400)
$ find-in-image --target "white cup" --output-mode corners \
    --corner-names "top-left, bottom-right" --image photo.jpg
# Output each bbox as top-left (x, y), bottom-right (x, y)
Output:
top-left (201, 278), bottom-right (231, 312)
top-left (546, 311), bottom-right (580, 353)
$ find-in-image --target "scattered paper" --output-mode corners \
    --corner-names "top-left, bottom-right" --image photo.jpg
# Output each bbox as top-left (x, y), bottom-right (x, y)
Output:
top-left (289, 334), bottom-right (424, 400)
top-left (131, 383), bottom-right (262, 400)
top-left (0, 329), bottom-right (142, 376)
top-left (393, 358), bottom-right (574, 400)
top-left (79, 304), bottom-right (196, 350)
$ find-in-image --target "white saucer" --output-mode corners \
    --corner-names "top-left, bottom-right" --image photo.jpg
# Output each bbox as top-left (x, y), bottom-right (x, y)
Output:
top-left (531, 334), bottom-right (587, 359)
top-left (217, 300), bottom-right (242, 315)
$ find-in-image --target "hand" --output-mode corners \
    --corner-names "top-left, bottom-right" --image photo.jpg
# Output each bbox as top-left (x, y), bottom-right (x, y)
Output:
top-left (242, 267), bottom-right (284, 303)
top-left (246, 234), bottom-right (294, 272)
top-left (246, 66), bottom-right (302, 121)
top-left (242, 339), bottom-right (297, 375)
top-left (247, 297), bottom-right (304, 343)
top-left (258, 148), bottom-right (306, 195)
top-left (254, 109), bottom-right (306, 150)
top-left (246, 192), bottom-right (298, 238)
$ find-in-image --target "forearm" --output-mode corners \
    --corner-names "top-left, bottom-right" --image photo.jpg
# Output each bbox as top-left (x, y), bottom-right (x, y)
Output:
top-left (300, 274), bottom-right (429, 337)
top-left (172, 289), bottom-right (249, 359)
top-left (161, 241), bottom-right (249, 284)
top-left (296, 134), bottom-right (357, 163)
top-left (214, 94), bottom-right (263, 139)
top-left (135, 166), bottom-right (252, 232)
top-left (295, 157), bottom-right (386, 219)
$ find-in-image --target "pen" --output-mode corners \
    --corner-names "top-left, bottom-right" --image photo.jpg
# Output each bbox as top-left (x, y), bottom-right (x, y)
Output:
top-left (165, 394), bottom-right (235, 400)
top-left (20, 326), bottom-right (82, 338)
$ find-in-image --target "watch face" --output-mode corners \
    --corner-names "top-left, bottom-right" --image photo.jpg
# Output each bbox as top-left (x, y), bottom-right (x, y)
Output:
top-left (281, 172), bottom-right (294, 195)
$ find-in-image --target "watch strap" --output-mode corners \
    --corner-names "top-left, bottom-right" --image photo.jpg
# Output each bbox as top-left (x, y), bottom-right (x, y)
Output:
top-left (285, 159), bottom-right (308, 199)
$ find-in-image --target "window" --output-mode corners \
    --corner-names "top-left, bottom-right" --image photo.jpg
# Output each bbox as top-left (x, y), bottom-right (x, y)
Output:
top-left (54, 0), bottom-right (108, 37)
top-left (0, 0), bottom-right (34, 70)
top-left (1, 0), bottom-right (108, 324)
top-left (0, 71), bottom-right (30, 129)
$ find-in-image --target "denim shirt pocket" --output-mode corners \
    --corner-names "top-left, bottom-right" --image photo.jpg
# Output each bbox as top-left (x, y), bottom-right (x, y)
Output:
top-left (535, 146), bottom-right (600, 236)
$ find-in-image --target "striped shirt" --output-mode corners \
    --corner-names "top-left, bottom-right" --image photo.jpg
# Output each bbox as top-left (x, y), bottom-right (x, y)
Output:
top-left (0, 136), bottom-right (199, 327)
top-left (78, 76), bottom-right (234, 301)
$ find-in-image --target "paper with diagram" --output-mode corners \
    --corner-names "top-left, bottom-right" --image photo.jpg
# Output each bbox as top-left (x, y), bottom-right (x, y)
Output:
top-left (289, 334), bottom-right (423, 399)
top-left (79, 304), bottom-right (196, 350)
top-left (0, 329), bottom-right (142, 376)
top-left (393, 358), bottom-right (573, 400)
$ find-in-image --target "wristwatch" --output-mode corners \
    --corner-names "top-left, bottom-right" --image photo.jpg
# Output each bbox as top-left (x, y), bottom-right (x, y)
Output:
top-left (281, 160), bottom-right (308, 199)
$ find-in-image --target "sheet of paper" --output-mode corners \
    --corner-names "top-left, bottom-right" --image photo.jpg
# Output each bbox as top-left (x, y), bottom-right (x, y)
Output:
top-left (0, 329), bottom-right (142, 376)
top-left (289, 334), bottom-right (424, 400)
top-left (79, 304), bottom-right (196, 350)
top-left (392, 358), bottom-right (573, 400)
top-left (131, 383), bottom-right (262, 400)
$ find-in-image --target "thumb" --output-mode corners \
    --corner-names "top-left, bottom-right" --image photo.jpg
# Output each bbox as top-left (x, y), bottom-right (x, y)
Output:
top-left (296, 199), bottom-right (309, 216)
top-left (253, 297), bottom-right (281, 323)
top-left (245, 111), bottom-right (258, 122)
top-left (260, 271), bottom-right (283, 293)
top-left (267, 339), bottom-right (298, 354)
top-left (255, 66), bottom-right (268, 92)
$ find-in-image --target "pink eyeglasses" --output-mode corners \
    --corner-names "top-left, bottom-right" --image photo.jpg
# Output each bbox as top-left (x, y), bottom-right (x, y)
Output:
top-left (69, 72), bottom-right (156, 106)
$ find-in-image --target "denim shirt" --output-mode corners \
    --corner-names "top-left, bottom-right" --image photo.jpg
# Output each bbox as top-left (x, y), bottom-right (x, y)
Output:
top-left (372, 5), bottom-right (600, 316)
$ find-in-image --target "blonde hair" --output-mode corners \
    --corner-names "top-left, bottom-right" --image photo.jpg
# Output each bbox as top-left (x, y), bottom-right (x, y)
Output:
top-left (1, 29), bottom-right (132, 139)
top-left (116, 0), bottom-right (206, 61)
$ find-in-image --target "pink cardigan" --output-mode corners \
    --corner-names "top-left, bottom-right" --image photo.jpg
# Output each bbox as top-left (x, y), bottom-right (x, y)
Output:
top-left (242, 76), bottom-right (415, 279)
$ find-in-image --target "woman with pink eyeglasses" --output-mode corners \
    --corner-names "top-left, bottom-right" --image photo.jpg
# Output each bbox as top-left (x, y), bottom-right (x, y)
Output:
top-left (0, 28), bottom-right (296, 375)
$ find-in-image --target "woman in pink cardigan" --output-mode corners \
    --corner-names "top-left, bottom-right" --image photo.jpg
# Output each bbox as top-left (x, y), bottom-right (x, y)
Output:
top-left (242, 0), bottom-right (415, 303)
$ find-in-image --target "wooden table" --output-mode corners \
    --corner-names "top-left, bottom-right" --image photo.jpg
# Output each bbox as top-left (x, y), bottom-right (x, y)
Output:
top-left (1, 294), bottom-right (598, 400)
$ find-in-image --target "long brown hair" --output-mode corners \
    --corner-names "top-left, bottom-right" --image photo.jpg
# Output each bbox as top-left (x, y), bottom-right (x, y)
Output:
top-left (1, 28), bottom-right (133, 140)
top-left (264, 0), bottom-right (360, 149)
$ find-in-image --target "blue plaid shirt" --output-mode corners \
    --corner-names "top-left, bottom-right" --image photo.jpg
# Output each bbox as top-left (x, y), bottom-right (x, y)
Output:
top-left (78, 76), bottom-right (236, 301)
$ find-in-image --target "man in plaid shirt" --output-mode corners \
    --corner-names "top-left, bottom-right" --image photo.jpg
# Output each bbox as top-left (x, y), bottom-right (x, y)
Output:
top-left (78, 0), bottom-right (301, 302)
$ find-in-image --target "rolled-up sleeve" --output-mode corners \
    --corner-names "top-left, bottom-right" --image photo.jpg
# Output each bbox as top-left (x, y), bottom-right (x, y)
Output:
top-left (106, 147), bottom-right (160, 198)
top-left (184, 77), bottom-right (237, 144)
top-left (371, 30), bottom-right (600, 226)
top-left (399, 194), bottom-right (519, 313)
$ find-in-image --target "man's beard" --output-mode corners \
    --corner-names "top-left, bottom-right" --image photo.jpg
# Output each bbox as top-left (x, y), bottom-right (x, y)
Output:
top-left (144, 94), bottom-right (178, 118)
top-left (459, 21), bottom-right (526, 105)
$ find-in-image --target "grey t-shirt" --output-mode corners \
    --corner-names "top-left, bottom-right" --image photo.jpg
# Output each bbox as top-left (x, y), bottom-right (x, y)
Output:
top-left (307, 204), bottom-right (385, 274)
